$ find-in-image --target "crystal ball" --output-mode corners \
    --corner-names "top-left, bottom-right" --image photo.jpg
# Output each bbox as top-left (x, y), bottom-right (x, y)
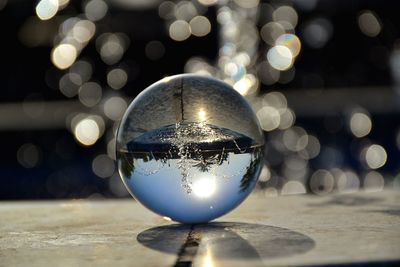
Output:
top-left (116, 74), bottom-right (264, 223)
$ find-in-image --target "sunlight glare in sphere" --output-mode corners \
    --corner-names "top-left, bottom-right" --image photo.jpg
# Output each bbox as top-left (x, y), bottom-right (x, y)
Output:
top-left (198, 109), bottom-right (207, 122)
top-left (192, 176), bottom-right (217, 198)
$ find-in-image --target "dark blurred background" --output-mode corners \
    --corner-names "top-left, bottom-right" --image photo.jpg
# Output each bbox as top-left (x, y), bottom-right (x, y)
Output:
top-left (0, 0), bottom-right (399, 199)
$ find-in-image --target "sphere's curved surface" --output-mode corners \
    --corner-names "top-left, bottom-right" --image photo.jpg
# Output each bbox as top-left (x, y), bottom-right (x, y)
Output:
top-left (117, 74), bottom-right (264, 223)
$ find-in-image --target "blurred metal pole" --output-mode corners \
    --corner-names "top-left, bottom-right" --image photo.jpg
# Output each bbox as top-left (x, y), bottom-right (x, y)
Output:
top-left (283, 87), bottom-right (400, 116)
top-left (0, 87), bottom-right (398, 130)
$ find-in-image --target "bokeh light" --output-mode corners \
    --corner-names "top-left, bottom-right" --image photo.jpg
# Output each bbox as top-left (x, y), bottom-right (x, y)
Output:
top-left (103, 97), bottom-right (127, 121)
top-left (302, 18), bottom-right (333, 49)
top-left (281, 181), bottom-right (306, 195)
top-left (96, 33), bottom-right (129, 65)
top-left (260, 22), bottom-right (286, 46)
top-left (108, 173), bottom-right (129, 197)
top-left (158, 1), bottom-right (175, 20)
top-left (0, 0), bottom-right (7, 11)
top-left (190, 16), bottom-right (212, 37)
top-left (17, 143), bottom-right (41, 168)
top-left (257, 106), bottom-right (280, 131)
top-left (275, 34), bottom-right (301, 57)
top-left (258, 165), bottom-right (271, 182)
top-left (364, 171), bottom-right (385, 192)
top-left (107, 68), bottom-right (128, 90)
top-left (267, 45), bottom-right (293, 71)
top-left (310, 169), bottom-right (335, 195)
top-left (70, 60), bottom-right (93, 82)
top-left (358, 10), bottom-right (382, 37)
top-left (337, 170), bottom-right (360, 193)
top-left (272, 6), bottom-right (298, 28)
top-left (169, 20), bottom-right (191, 41)
top-left (59, 73), bottom-right (81, 98)
top-left (78, 82), bottom-right (102, 107)
top-left (72, 20), bottom-right (96, 43)
top-left (73, 117), bottom-right (101, 146)
top-left (283, 126), bottom-right (308, 152)
top-left (349, 112), bottom-right (372, 138)
top-left (299, 135), bottom-right (320, 159)
top-left (36, 0), bottom-right (59, 21)
top-left (92, 154), bottom-right (115, 178)
top-left (198, 0), bottom-right (218, 6)
top-left (364, 144), bottom-right (387, 169)
top-left (84, 0), bottom-right (108, 22)
top-left (257, 61), bottom-right (280, 85)
top-left (233, 74), bottom-right (258, 95)
top-left (51, 44), bottom-right (77, 69)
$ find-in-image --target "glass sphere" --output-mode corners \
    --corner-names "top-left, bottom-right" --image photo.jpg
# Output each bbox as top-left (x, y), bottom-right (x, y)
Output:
top-left (116, 74), bottom-right (264, 223)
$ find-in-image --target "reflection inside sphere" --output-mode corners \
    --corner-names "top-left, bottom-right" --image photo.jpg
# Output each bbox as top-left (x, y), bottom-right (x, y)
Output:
top-left (117, 74), bottom-right (264, 223)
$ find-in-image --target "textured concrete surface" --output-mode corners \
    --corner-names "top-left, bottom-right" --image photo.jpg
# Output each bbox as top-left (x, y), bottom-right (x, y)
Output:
top-left (1, 191), bottom-right (399, 266)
